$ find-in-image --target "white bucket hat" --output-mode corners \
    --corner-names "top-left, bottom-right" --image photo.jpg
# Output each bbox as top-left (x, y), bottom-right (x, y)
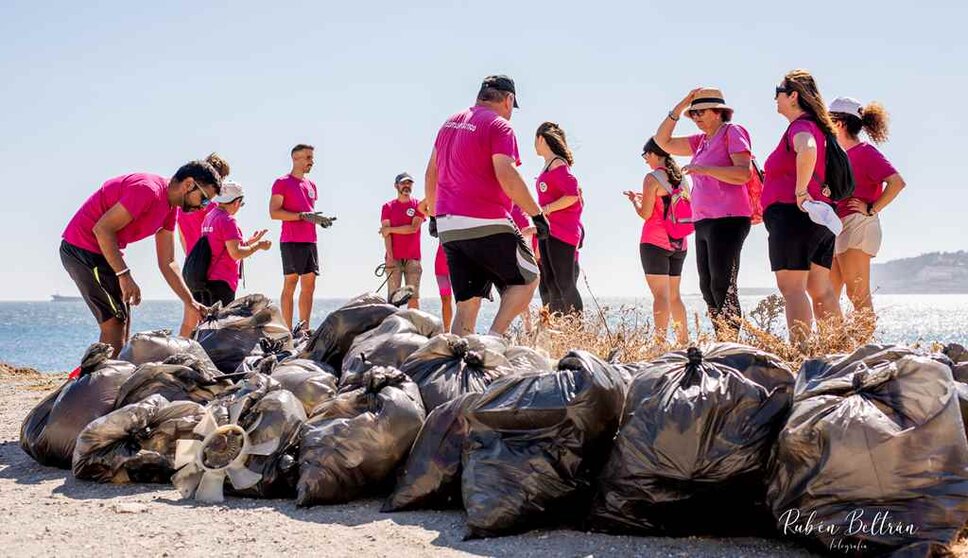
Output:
top-left (212, 180), bottom-right (244, 204)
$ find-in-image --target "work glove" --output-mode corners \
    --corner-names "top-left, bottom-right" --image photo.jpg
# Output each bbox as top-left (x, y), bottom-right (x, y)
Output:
top-left (532, 213), bottom-right (550, 240)
top-left (300, 212), bottom-right (337, 228)
top-left (428, 216), bottom-right (438, 238)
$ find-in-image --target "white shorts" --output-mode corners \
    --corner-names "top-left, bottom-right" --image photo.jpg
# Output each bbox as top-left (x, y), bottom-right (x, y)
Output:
top-left (835, 213), bottom-right (882, 257)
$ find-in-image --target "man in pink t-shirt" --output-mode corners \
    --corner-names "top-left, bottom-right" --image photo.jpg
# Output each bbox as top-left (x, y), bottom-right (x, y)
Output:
top-left (59, 161), bottom-right (222, 354)
top-left (269, 144), bottom-right (335, 332)
top-left (380, 172), bottom-right (424, 308)
top-left (423, 74), bottom-right (549, 337)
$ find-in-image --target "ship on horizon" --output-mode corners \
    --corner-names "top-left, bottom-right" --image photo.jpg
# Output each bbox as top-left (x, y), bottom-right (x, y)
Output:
top-left (50, 293), bottom-right (82, 302)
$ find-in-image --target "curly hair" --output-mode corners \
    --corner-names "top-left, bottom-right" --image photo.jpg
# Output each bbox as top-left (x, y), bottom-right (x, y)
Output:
top-left (783, 69), bottom-right (835, 135)
top-left (205, 152), bottom-right (231, 179)
top-left (832, 101), bottom-right (890, 144)
top-left (536, 122), bottom-right (575, 166)
top-left (642, 137), bottom-right (682, 187)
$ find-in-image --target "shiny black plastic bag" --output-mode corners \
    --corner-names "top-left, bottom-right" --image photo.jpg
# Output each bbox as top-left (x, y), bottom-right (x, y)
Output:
top-left (119, 329), bottom-right (217, 374)
top-left (194, 294), bottom-right (292, 373)
top-left (341, 309), bottom-right (443, 377)
top-left (20, 344), bottom-right (136, 468)
top-left (767, 344), bottom-right (968, 556)
top-left (72, 395), bottom-right (204, 483)
top-left (297, 367), bottom-right (425, 506)
top-left (299, 293), bottom-right (398, 372)
top-left (383, 392), bottom-right (481, 512)
top-left (461, 350), bottom-right (626, 538)
top-left (399, 334), bottom-right (514, 413)
top-left (589, 343), bottom-right (794, 537)
top-left (113, 353), bottom-right (234, 409)
top-left (266, 358), bottom-right (338, 415)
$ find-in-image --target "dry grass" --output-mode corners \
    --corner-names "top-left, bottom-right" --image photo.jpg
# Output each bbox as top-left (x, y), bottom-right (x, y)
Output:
top-left (510, 294), bottom-right (881, 370)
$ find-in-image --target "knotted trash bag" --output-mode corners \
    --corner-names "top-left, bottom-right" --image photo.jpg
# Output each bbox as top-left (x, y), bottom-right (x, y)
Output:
top-left (194, 294), bottom-right (292, 373)
top-left (766, 344), bottom-right (968, 556)
top-left (235, 337), bottom-right (301, 374)
top-left (400, 334), bottom-right (513, 413)
top-left (299, 293), bottom-right (398, 371)
top-left (264, 358), bottom-right (338, 415)
top-left (20, 343), bottom-right (136, 468)
top-left (297, 366), bottom-right (425, 506)
top-left (172, 373), bottom-right (307, 501)
top-left (341, 309), bottom-right (443, 377)
top-left (383, 393), bottom-right (481, 512)
top-left (113, 353), bottom-right (234, 409)
top-left (461, 350), bottom-right (626, 538)
top-left (589, 343), bottom-right (795, 537)
top-left (118, 329), bottom-right (217, 374)
top-left (72, 395), bottom-right (204, 483)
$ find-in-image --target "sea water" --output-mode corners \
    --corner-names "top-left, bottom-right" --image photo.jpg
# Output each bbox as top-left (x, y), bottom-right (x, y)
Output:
top-left (1, 294), bottom-right (966, 372)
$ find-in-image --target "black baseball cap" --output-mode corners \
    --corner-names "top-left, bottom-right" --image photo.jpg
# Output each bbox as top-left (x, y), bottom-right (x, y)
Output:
top-left (479, 74), bottom-right (519, 108)
top-left (394, 172), bottom-right (414, 184)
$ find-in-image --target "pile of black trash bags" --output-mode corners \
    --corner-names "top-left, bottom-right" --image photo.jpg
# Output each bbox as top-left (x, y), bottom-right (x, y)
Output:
top-left (18, 293), bottom-right (968, 555)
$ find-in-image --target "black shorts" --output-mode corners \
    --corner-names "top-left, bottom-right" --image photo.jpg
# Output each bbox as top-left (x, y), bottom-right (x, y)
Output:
top-left (443, 232), bottom-right (539, 303)
top-left (192, 281), bottom-right (235, 308)
top-left (280, 242), bottom-right (319, 276)
top-left (764, 203), bottom-right (835, 271)
top-left (59, 240), bottom-right (127, 324)
top-left (640, 243), bottom-right (687, 277)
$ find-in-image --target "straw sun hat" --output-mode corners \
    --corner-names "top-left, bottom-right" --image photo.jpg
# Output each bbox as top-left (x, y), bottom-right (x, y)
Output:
top-left (687, 88), bottom-right (733, 119)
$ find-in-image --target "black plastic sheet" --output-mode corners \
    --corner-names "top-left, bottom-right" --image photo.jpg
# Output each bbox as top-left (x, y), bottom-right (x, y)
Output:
top-left (20, 344), bottom-right (136, 468)
top-left (589, 343), bottom-right (795, 537)
top-left (766, 344), bottom-right (968, 555)
top-left (297, 367), bottom-right (425, 506)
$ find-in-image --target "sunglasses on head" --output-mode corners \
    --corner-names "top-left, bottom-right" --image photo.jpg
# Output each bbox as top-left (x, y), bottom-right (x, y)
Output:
top-left (775, 85), bottom-right (795, 99)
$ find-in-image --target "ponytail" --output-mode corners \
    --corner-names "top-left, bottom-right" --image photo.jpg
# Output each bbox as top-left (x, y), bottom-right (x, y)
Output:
top-left (642, 137), bottom-right (682, 187)
top-left (860, 101), bottom-right (890, 144)
top-left (205, 152), bottom-right (231, 179)
top-left (536, 122), bottom-right (575, 166)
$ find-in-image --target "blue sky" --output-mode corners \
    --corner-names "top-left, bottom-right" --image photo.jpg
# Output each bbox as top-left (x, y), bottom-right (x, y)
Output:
top-left (1, 1), bottom-right (964, 301)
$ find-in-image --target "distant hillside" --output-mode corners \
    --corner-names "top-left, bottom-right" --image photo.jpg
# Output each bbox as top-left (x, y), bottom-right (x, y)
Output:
top-left (872, 251), bottom-right (968, 294)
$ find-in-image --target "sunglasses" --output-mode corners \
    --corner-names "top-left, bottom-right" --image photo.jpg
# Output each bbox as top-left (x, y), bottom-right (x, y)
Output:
top-left (189, 182), bottom-right (212, 208)
top-left (775, 85), bottom-right (794, 99)
top-left (687, 108), bottom-right (708, 118)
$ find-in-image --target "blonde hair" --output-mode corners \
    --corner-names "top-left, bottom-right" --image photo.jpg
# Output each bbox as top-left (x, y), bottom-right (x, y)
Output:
top-left (205, 152), bottom-right (231, 179)
top-left (783, 69), bottom-right (835, 135)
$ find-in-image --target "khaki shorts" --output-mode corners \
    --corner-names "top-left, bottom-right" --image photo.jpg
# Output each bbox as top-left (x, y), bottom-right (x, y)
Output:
top-left (835, 213), bottom-right (882, 257)
top-left (387, 259), bottom-right (422, 298)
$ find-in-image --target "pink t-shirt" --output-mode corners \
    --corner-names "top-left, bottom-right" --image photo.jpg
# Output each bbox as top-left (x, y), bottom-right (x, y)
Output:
top-left (763, 117), bottom-right (829, 208)
top-left (381, 198), bottom-right (423, 260)
top-left (509, 204), bottom-right (530, 230)
top-left (536, 164), bottom-right (583, 246)
top-left (434, 243), bottom-right (449, 276)
top-left (202, 207), bottom-right (244, 291)
top-left (271, 174), bottom-right (317, 243)
top-left (434, 106), bottom-right (521, 219)
top-left (837, 143), bottom-right (898, 218)
top-left (176, 204), bottom-right (214, 255)
top-left (63, 173), bottom-right (176, 254)
top-left (687, 124), bottom-right (753, 221)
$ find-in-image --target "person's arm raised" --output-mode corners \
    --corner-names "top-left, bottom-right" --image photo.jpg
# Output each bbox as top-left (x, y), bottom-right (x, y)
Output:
top-left (654, 88), bottom-right (703, 157)
top-left (226, 238), bottom-right (271, 261)
top-left (92, 203), bottom-right (140, 306)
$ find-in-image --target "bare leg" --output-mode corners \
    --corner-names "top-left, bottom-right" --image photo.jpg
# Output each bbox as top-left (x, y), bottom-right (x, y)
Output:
top-left (775, 270), bottom-right (812, 345)
top-left (669, 276), bottom-right (689, 345)
top-left (489, 280), bottom-right (538, 336)
top-left (99, 317), bottom-right (127, 357)
top-left (806, 263), bottom-right (843, 324)
top-left (829, 257), bottom-right (845, 305)
top-left (452, 297), bottom-right (482, 336)
top-left (281, 274), bottom-right (299, 331)
top-left (298, 273), bottom-right (316, 328)
top-left (440, 294), bottom-right (453, 332)
top-left (837, 249), bottom-right (874, 313)
top-left (645, 274), bottom-right (671, 344)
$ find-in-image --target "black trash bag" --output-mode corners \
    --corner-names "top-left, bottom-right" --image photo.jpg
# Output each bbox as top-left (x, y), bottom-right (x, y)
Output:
top-left (299, 293), bottom-right (398, 371)
top-left (234, 337), bottom-right (302, 374)
top-left (20, 343), bottom-right (136, 468)
top-left (297, 366), bottom-right (425, 506)
top-left (72, 395), bottom-right (204, 483)
top-left (400, 334), bottom-right (514, 413)
top-left (114, 353), bottom-right (234, 409)
top-left (118, 329), bottom-right (218, 374)
top-left (461, 350), bottom-right (627, 538)
top-left (341, 309), bottom-right (444, 377)
top-left (766, 344), bottom-right (968, 556)
top-left (194, 294), bottom-right (292, 373)
top-left (171, 373), bottom-right (308, 500)
top-left (504, 345), bottom-right (554, 375)
top-left (265, 358), bottom-right (338, 415)
top-left (383, 393), bottom-right (482, 512)
top-left (588, 343), bottom-right (795, 537)
top-left (943, 342), bottom-right (968, 364)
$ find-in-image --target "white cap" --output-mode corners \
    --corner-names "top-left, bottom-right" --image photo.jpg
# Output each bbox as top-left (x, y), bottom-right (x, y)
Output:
top-left (212, 180), bottom-right (244, 204)
top-left (829, 97), bottom-right (863, 119)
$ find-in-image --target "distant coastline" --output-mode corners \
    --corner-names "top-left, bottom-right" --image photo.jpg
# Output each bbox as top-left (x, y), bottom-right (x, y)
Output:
top-left (872, 251), bottom-right (968, 294)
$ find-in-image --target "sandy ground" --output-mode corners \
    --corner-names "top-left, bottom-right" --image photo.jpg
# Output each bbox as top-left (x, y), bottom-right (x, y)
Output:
top-left (0, 369), bottom-right (900, 557)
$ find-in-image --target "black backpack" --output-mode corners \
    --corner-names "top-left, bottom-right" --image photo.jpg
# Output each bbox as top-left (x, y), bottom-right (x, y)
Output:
top-left (785, 120), bottom-right (855, 201)
top-left (182, 236), bottom-right (212, 292)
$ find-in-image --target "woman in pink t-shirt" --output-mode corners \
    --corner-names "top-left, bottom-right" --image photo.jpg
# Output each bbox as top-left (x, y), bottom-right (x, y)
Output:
top-left (420, 199), bottom-right (454, 332)
top-left (624, 138), bottom-right (689, 345)
top-left (533, 122), bottom-right (583, 316)
top-left (763, 69), bottom-right (843, 343)
top-left (654, 88), bottom-right (754, 338)
top-left (827, 97), bottom-right (906, 316)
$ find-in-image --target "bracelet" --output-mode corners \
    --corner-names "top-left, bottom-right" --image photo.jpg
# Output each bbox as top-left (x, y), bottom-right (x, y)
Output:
top-left (115, 268), bottom-right (130, 277)
top-left (795, 190), bottom-right (809, 198)
top-left (867, 202), bottom-right (876, 216)
top-left (667, 110), bottom-right (680, 122)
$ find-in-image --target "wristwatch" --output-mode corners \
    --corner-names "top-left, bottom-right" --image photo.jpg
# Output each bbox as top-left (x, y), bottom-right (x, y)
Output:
top-left (866, 202), bottom-right (876, 216)
top-left (668, 110), bottom-right (679, 122)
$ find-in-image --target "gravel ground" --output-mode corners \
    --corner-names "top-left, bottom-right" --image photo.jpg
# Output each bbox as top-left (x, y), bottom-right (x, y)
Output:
top-left (0, 370), bottom-right (831, 557)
